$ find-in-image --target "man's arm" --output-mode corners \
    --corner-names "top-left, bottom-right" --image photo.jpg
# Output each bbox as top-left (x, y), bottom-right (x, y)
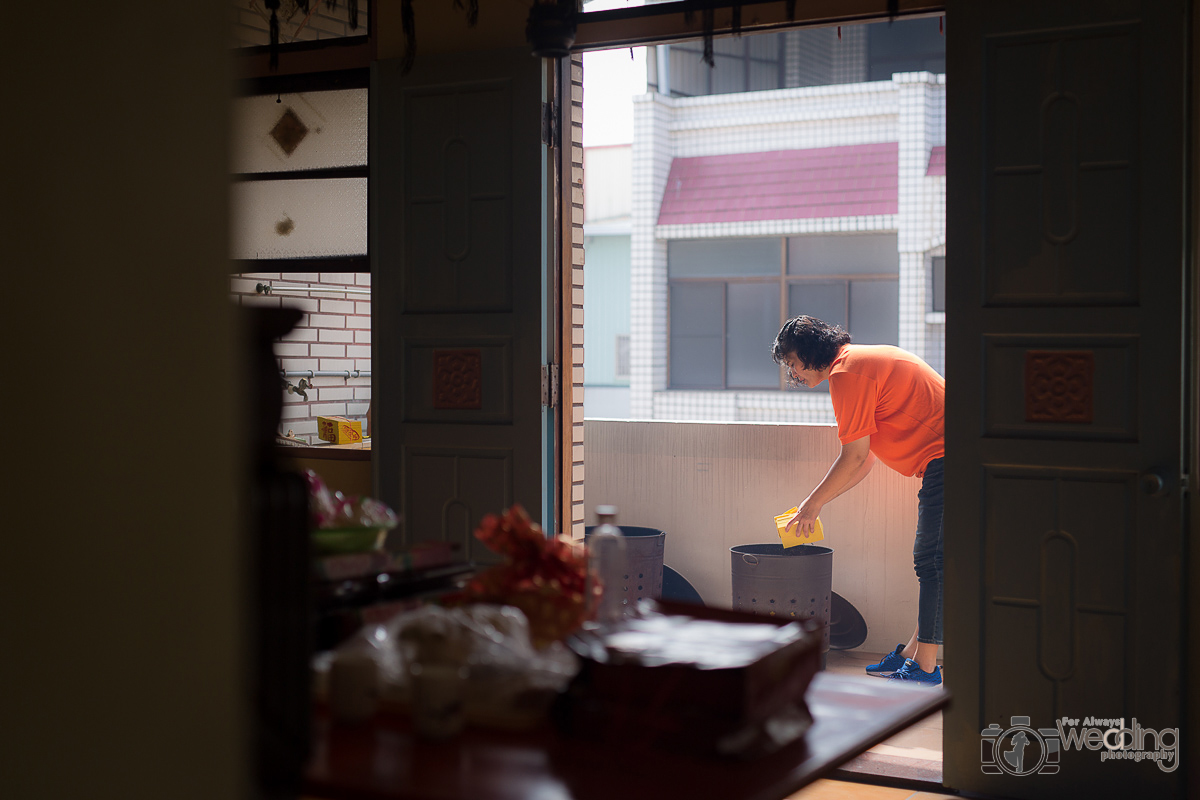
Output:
top-left (785, 436), bottom-right (872, 536)
top-left (830, 449), bottom-right (875, 500)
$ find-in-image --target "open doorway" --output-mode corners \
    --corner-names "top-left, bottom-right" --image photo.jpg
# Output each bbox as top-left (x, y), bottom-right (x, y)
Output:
top-left (577, 13), bottom-right (947, 783)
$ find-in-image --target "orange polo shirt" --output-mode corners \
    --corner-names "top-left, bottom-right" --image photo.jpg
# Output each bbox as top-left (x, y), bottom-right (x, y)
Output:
top-left (827, 344), bottom-right (945, 478)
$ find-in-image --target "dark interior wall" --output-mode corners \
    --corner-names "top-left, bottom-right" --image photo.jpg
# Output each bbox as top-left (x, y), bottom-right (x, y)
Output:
top-left (5, 7), bottom-right (247, 800)
top-left (377, 0), bottom-right (530, 60)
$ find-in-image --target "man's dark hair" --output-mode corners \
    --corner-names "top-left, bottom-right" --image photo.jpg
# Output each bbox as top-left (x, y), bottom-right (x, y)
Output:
top-left (771, 316), bottom-right (852, 371)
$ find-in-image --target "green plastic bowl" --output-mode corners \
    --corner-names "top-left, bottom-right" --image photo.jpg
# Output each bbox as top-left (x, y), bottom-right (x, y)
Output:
top-left (311, 526), bottom-right (386, 556)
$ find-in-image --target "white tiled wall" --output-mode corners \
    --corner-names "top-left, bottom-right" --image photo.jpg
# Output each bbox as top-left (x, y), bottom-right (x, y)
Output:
top-left (230, 272), bottom-right (371, 443)
top-left (630, 93), bottom-right (675, 419)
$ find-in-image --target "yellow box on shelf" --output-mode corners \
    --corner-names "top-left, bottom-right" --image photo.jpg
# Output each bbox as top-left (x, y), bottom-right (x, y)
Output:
top-left (317, 415), bottom-right (363, 445)
top-left (774, 507), bottom-right (824, 547)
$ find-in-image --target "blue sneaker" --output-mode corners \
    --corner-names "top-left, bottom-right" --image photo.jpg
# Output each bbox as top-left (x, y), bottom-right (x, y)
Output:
top-left (865, 644), bottom-right (907, 678)
top-left (887, 658), bottom-right (942, 686)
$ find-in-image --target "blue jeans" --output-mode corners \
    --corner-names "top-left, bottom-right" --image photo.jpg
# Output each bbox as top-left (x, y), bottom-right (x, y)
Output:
top-left (914, 457), bottom-right (944, 645)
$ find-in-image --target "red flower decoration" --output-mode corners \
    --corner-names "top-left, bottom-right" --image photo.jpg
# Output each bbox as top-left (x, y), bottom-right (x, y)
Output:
top-left (443, 504), bottom-right (593, 648)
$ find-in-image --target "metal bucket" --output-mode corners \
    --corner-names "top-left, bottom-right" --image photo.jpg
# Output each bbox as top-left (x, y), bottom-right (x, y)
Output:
top-left (584, 526), bottom-right (666, 610)
top-left (731, 543), bottom-right (833, 663)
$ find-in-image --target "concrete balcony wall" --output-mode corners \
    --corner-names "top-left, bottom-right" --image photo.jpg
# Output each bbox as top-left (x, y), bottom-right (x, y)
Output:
top-left (584, 419), bottom-right (923, 655)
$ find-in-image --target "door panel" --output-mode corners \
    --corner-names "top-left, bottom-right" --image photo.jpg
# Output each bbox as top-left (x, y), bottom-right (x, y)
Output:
top-left (983, 334), bottom-right (1138, 441)
top-left (945, 1), bottom-right (1187, 796)
top-left (373, 49), bottom-right (549, 564)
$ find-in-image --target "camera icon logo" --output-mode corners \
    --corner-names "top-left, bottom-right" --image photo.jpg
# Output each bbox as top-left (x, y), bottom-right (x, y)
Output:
top-left (981, 716), bottom-right (1061, 776)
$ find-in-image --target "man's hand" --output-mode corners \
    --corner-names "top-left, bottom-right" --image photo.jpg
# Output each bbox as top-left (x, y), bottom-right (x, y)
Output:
top-left (785, 497), bottom-right (822, 537)
top-left (784, 436), bottom-right (872, 538)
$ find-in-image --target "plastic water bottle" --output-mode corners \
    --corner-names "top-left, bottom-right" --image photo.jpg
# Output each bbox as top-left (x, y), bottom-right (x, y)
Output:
top-left (587, 505), bottom-right (629, 625)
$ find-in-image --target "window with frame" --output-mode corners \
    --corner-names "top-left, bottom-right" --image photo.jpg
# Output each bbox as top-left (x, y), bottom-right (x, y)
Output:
top-left (231, 0), bottom-right (369, 49)
top-left (615, 334), bottom-right (631, 380)
top-left (648, 17), bottom-right (945, 99)
top-left (666, 33), bottom-right (786, 97)
top-left (667, 234), bottom-right (899, 391)
top-left (230, 72), bottom-right (369, 267)
top-left (931, 255), bottom-right (946, 313)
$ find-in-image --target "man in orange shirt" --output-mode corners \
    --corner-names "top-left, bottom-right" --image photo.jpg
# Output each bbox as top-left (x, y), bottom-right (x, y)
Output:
top-left (773, 316), bottom-right (945, 686)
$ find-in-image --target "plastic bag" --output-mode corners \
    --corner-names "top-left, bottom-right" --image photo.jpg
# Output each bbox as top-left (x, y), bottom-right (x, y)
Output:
top-left (315, 603), bottom-right (579, 730)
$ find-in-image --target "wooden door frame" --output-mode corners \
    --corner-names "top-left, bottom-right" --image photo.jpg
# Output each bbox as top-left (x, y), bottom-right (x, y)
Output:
top-left (572, 0), bottom-right (943, 50)
top-left (1188, 1), bottom-right (1199, 793)
top-left (557, 57), bottom-right (573, 539)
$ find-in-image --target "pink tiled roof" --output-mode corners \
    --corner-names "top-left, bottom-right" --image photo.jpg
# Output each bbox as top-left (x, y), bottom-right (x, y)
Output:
top-left (927, 145), bottom-right (946, 176)
top-left (657, 142), bottom-right (898, 226)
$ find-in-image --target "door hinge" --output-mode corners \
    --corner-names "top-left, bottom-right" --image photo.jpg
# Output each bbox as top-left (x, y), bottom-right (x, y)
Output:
top-left (1182, 473), bottom-right (1191, 492)
top-left (541, 101), bottom-right (559, 149)
top-left (541, 363), bottom-right (560, 408)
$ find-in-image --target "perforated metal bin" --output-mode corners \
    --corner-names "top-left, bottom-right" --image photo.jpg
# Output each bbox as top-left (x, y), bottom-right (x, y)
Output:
top-left (731, 543), bottom-right (833, 666)
top-left (584, 525), bottom-right (666, 611)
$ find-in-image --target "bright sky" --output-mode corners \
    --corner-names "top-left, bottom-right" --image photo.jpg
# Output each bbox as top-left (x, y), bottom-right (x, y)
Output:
top-left (580, 0), bottom-right (648, 148)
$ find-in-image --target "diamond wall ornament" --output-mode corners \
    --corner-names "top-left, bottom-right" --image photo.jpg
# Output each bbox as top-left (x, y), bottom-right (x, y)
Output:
top-left (270, 107), bottom-right (309, 156)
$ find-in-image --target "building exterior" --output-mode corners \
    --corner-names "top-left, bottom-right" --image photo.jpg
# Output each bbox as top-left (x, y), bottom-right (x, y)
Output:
top-left (582, 145), bottom-right (634, 418)
top-left (585, 20), bottom-right (947, 423)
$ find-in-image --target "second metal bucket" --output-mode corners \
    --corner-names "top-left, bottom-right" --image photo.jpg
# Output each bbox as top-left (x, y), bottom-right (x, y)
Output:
top-left (731, 543), bottom-right (833, 665)
top-left (584, 525), bottom-right (667, 610)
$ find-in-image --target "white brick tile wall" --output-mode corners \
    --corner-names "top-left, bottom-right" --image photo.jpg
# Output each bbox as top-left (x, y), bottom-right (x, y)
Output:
top-left (280, 327), bottom-right (318, 342)
top-left (289, 420), bottom-right (319, 435)
top-left (312, 403), bottom-right (348, 416)
top-left (280, 358), bottom-right (319, 371)
top-left (309, 314), bottom-right (346, 328)
top-left (242, 295), bottom-right (281, 308)
top-left (230, 278), bottom-right (260, 293)
top-left (281, 404), bottom-right (310, 420)
top-left (231, 273), bottom-right (371, 443)
top-left (321, 299), bottom-right (356, 314)
top-left (281, 298), bottom-right (321, 313)
top-left (319, 328), bottom-right (355, 343)
top-left (273, 342), bottom-right (309, 357)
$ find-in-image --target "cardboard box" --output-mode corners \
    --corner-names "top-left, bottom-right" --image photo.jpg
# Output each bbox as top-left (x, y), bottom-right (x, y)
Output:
top-left (317, 415), bottom-right (363, 444)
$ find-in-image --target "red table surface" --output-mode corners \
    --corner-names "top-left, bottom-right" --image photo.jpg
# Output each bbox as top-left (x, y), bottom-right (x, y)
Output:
top-left (304, 672), bottom-right (948, 800)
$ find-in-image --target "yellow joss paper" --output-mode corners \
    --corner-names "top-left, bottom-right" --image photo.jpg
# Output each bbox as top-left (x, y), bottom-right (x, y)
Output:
top-left (774, 507), bottom-right (825, 547)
